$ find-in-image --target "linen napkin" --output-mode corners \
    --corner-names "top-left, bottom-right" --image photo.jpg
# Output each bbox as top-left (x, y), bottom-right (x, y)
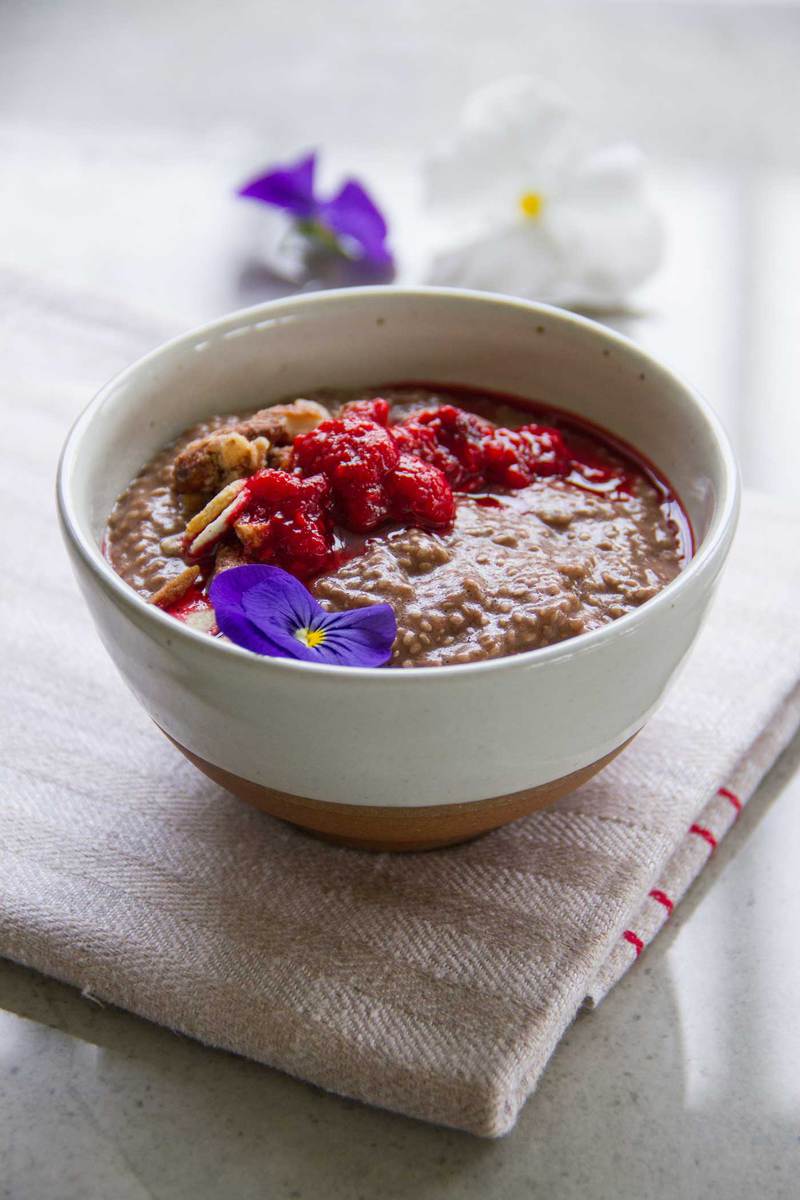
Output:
top-left (2, 272), bottom-right (800, 1138)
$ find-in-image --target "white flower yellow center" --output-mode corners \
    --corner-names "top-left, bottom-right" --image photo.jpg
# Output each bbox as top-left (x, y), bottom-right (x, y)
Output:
top-left (295, 626), bottom-right (327, 649)
top-left (519, 191), bottom-right (544, 220)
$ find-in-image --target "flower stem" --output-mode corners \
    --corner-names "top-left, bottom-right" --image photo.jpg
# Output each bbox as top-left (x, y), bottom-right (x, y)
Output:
top-left (294, 217), bottom-right (349, 257)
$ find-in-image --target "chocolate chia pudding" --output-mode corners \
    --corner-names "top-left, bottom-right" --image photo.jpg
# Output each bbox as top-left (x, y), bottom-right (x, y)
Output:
top-left (105, 385), bottom-right (690, 667)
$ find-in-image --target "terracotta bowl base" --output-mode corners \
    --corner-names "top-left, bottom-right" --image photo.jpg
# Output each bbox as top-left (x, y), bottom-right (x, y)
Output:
top-left (163, 730), bottom-right (631, 852)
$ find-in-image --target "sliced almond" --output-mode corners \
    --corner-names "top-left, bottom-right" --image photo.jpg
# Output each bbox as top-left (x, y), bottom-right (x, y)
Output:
top-left (185, 478), bottom-right (247, 540)
top-left (186, 489), bottom-right (251, 559)
top-left (148, 565), bottom-right (201, 609)
top-left (187, 499), bottom-right (247, 558)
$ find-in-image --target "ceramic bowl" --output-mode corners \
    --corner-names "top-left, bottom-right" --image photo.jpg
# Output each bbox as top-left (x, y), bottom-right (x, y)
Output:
top-left (57, 288), bottom-right (739, 850)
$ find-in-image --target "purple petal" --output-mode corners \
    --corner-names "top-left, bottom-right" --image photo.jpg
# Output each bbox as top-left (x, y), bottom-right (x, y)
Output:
top-left (209, 564), bottom-right (396, 666)
top-left (319, 179), bottom-right (393, 265)
top-left (241, 574), bottom-right (323, 658)
top-left (237, 151), bottom-right (317, 218)
top-left (313, 604), bottom-right (397, 666)
top-left (213, 604), bottom-right (288, 657)
top-left (209, 564), bottom-right (291, 612)
top-left (209, 564), bottom-right (305, 657)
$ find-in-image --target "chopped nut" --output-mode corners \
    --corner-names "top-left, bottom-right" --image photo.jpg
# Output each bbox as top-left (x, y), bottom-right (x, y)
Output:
top-left (148, 565), bottom-right (200, 609)
top-left (184, 478), bottom-right (249, 558)
top-left (233, 517), bottom-right (270, 555)
top-left (268, 444), bottom-right (294, 470)
top-left (173, 431), bottom-right (270, 495)
top-left (172, 401), bottom-right (328, 498)
top-left (236, 399), bottom-right (330, 444)
top-left (159, 533), bottom-right (185, 557)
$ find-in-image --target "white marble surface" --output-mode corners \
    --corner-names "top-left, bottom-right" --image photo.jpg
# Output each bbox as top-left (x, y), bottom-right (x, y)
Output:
top-left (2, 1), bottom-right (800, 1196)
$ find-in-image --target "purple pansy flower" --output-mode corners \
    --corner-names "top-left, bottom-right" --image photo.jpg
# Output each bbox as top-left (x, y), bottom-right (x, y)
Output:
top-left (238, 151), bottom-right (393, 267)
top-left (209, 564), bottom-right (397, 667)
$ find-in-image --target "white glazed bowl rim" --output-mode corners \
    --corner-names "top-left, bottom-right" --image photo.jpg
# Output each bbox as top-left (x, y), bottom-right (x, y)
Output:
top-left (57, 286), bottom-right (740, 684)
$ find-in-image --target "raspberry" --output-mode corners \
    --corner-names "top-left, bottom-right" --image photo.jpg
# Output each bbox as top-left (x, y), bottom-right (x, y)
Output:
top-left (236, 469), bottom-right (333, 578)
top-left (247, 468), bottom-right (326, 505)
top-left (293, 413), bottom-right (400, 532)
top-left (224, 401), bottom-right (610, 580)
top-left (339, 396), bottom-right (390, 425)
top-left (392, 406), bottom-right (492, 492)
top-left (392, 407), bottom-right (578, 491)
top-left (482, 424), bottom-right (572, 488)
top-left (386, 455), bottom-right (456, 529)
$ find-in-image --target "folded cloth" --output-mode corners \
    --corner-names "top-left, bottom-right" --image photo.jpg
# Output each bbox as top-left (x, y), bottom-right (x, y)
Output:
top-left (2, 273), bottom-right (800, 1138)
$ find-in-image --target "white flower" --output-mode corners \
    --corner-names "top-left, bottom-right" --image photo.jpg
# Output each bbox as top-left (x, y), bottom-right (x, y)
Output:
top-left (424, 77), bottom-right (663, 307)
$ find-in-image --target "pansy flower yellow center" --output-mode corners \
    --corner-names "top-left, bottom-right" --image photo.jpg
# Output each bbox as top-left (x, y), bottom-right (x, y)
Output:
top-left (519, 191), bottom-right (544, 220)
top-left (295, 626), bottom-right (327, 649)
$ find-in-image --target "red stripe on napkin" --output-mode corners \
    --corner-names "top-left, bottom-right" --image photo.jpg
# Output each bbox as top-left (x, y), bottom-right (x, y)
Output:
top-left (623, 930), bottom-right (644, 956)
